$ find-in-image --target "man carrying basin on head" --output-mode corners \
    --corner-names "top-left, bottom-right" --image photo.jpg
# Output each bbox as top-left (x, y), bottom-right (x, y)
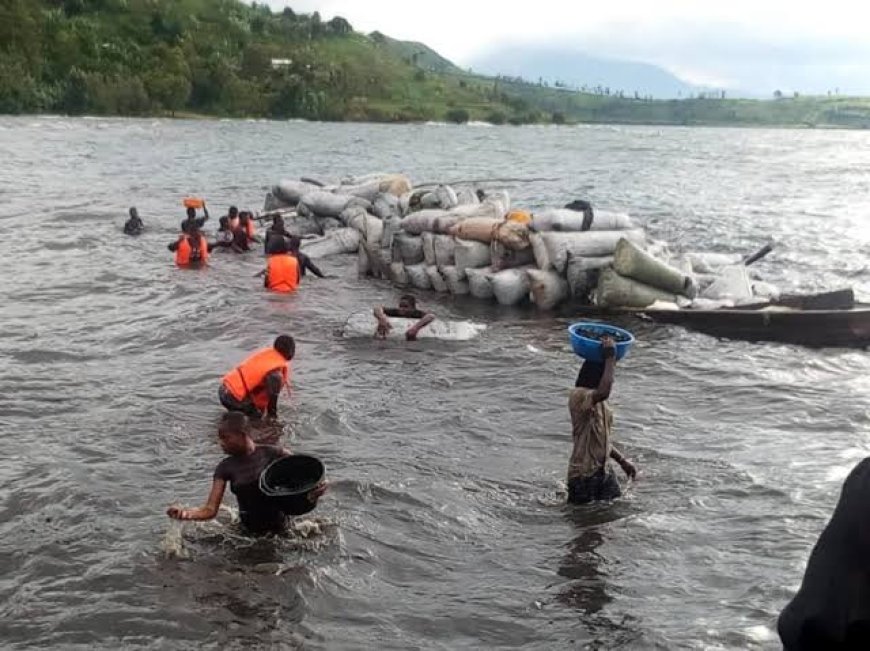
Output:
top-left (219, 335), bottom-right (295, 420)
top-left (167, 411), bottom-right (326, 535)
top-left (181, 201), bottom-right (209, 233)
top-left (374, 294), bottom-right (436, 341)
top-left (567, 337), bottom-right (638, 504)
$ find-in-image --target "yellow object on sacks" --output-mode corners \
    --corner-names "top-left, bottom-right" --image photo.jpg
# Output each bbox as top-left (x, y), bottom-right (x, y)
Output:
top-left (506, 210), bottom-right (532, 225)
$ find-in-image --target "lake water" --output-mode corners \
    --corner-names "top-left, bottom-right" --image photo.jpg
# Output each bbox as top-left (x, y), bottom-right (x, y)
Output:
top-left (0, 117), bottom-right (868, 650)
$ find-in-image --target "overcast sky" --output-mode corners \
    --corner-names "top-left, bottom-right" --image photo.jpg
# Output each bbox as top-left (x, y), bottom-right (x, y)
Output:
top-left (262, 1), bottom-right (870, 95)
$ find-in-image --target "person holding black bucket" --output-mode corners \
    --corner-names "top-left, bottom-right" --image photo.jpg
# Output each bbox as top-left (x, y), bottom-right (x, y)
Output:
top-left (167, 412), bottom-right (326, 535)
top-left (567, 337), bottom-right (638, 504)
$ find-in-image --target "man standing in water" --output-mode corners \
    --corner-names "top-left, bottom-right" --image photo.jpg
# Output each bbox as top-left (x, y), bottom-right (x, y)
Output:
top-left (182, 202), bottom-right (209, 233)
top-left (567, 338), bottom-right (637, 504)
top-left (219, 335), bottom-right (295, 420)
top-left (123, 207), bottom-right (144, 235)
top-left (167, 412), bottom-right (326, 535)
top-left (373, 294), bottom-right (435, 341)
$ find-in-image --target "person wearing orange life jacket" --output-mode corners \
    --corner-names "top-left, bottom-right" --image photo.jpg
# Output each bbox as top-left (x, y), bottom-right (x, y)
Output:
top-left (219, 335), bottom-right (295, 419)
top-left (168, 224), bottom-right (211, 267)
top-left (262, 238), bottom-right (301, 293)
top-left (229, 211), bottom-right (261, 252)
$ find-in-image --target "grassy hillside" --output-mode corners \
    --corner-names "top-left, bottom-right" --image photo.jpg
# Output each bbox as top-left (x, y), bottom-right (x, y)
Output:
top-left (2, 0), bottom-right (870, 128)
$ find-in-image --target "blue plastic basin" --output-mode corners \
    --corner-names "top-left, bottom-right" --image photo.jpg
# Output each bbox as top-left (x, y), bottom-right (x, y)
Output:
top-left (568, 322), bottom-right (635, 362)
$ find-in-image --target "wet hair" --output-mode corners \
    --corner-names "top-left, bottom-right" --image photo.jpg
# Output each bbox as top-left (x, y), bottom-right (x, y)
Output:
top-left (129, 207), bottom-right (138, 218)
top-left (273, 215), bottom-right (284, 226)
top-left (229, 206), bottom-right (238, 216)
top-left (274, 335), bottom-right (296, 360)
top-left (220, 411), bottom-right (250, 436)
top-left (219, 215), bottom-right (229, 228)
top-left (399, 294), bottom-right (417, 309)
top-left (475, 189), bottom-right (486, 201)
top-left (575, 361), bottom-right (604, 389)
top-left (287, 236), bottom-right (301, 252)
top-left (239, 212), bottom-right (250, 223)
top-left (186, 206), bottom-right (196, 219)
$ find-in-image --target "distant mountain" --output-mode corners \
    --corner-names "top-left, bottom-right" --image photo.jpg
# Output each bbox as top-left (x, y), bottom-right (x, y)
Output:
top-left (470, 46), bottom-right (704, 99)
top-left (370, 32), bottom-right (463, 74)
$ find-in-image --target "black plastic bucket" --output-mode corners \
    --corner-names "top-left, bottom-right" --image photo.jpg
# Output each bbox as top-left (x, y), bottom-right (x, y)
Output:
top-left (259, 455), bottom-right (325, 516)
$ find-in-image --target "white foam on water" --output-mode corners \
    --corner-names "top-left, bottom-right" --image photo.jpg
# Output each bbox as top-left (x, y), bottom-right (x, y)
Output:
top-left (744, 624), bottom-right (776, 642)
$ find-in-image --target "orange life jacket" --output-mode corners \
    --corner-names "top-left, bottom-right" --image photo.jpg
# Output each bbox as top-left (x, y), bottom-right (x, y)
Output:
top-left (245, 219), bottom-right (256, 239)
top-left (265, 254), bottom-right (300, 293)
top-left (221, 347), bottom-right (290, 410)
top-left (175, 233), bottom-right (209, 267)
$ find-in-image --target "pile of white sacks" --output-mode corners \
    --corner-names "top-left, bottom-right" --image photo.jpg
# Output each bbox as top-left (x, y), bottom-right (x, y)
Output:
top-left (266, 173), bottom-right (777, 310)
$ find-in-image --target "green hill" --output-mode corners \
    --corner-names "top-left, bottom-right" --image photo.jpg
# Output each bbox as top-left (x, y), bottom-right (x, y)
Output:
top-left (2, 0), bottom-right (870, 128)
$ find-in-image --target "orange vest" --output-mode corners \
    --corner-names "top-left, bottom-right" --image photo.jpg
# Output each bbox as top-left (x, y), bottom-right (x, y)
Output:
top-left (175, 233), bottom-right (209, 267)
top-left (245, 219), bottom-right (256, 239)
top-left (221, 347), bottom-right (290, 410)
top-left (266, 254), bottom-right (300, 293)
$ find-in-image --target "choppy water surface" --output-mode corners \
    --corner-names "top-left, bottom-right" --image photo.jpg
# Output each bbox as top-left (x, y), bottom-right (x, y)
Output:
top-left (0, 117), bottom-right (868, 650)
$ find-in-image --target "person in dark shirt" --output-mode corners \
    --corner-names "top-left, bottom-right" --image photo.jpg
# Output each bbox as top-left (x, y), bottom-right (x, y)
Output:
top-left (123, 207), bottom-right (144, 235)
top-left (373, 294), bottom-right (435, 340)
top-left (167, 412), bottom-right (326, 535)
top-left (181, 202), bottom-right (209, 233)
top-left (287, 236), bottom-right (326, 279)
top-left (264, 215), bottom-right (293, 252)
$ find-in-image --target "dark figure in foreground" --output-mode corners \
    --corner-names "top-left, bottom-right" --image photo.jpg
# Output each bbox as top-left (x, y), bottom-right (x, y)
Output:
top-left (373, 294), bottom-right (435, 341)
top-left (124, 207), bottom-right (144, 235)
top-left (567, 337), bottom-right (637, 504)
top-left (219, 335), bottom-right (295, 419)
top-left (181, 202), bottom-right (209, 233)
top-left (778, 457), bottom-right (870, 650)
top-left (166, 412), bottom-right (326, 535)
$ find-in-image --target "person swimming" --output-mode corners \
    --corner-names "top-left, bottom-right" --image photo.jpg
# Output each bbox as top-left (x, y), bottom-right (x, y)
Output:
top-left (566, 337), bottom-right (637, 504)
top-left (373, 294), bottom-right (435, 341)
top-left (218, 335), bottom-right (295, 420)
top-left (123, 207), bottom-right (143, 235)
top-left (166, 411), bottom-right (327, 535)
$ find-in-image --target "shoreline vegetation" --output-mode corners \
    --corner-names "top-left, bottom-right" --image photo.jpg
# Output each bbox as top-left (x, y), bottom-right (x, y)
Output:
top-left (4, 0), bottom-right (870, 130)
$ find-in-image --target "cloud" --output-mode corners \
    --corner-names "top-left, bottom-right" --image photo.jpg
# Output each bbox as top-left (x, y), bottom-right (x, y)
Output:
top-left (259, 1), bottom-right (870, 94)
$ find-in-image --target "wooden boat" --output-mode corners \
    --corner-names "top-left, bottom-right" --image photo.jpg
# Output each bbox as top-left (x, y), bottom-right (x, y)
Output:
top-left (640, 289), bottom-right (870, 348)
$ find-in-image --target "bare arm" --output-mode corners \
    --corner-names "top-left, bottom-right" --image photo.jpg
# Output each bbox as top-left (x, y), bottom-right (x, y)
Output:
top-left (167, 478), bottom-right (226, 521)
top-left (303, 255), bottom-right (326, 278)
top-left (265, 371), bottom-right (284, 418)
top-left (406, 312), bottom-right (435, 340)
top-left (373, 306), bottom-right (392, 338)
top-left (609, 446), bottom-right (637, 479)
top-left (592, 339), bottom-right (616, 404)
